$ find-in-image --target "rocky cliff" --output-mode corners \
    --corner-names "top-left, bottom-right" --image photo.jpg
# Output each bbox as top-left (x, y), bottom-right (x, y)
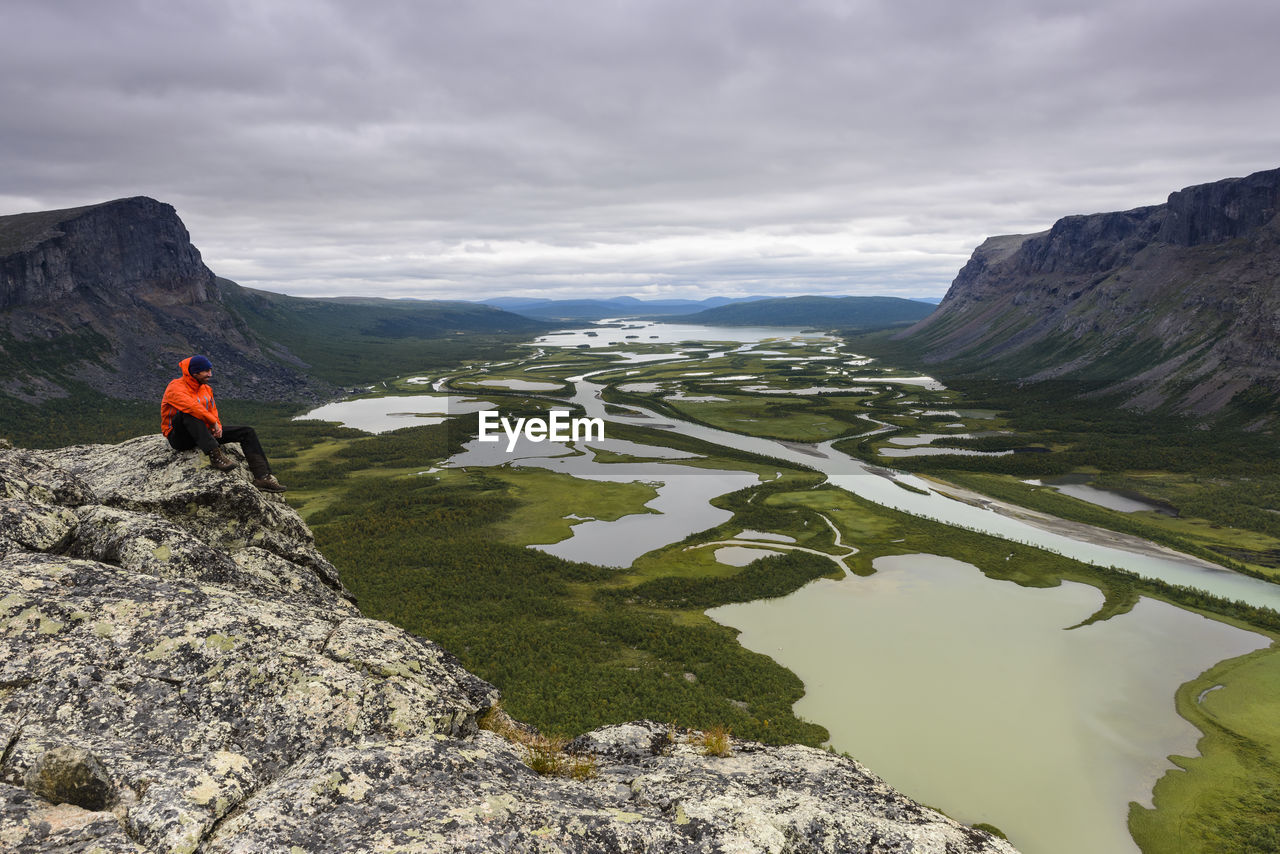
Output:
top-left (0, 437), bottom-right (1018, 853)
top-left (895, 166), bottom-right (1280, 421)
top-left (0, 198), bottom-right (333, 405)
top-left (0, 198), bottom-right (216, 312)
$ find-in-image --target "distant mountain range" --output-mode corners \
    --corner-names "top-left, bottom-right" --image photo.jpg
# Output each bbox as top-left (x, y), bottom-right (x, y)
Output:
top-left (887, 166), bottom-right (1280, 422)
top-left (479, 295), bottom-right (770, 321)
top-left (483, 295), bottom-right (936, 328)
top-left (670, 295), bottom-right (935, 329)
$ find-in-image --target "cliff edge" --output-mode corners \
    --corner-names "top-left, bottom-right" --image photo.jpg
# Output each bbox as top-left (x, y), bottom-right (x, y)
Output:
top-left (0, 437), bottom-right (1018, 853)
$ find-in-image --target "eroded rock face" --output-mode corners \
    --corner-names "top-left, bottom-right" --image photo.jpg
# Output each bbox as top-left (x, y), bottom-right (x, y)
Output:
top-left (0, 437), bottom-right (1019, 854)
top-left (897, 166), bottom-right (1280, 420)
top-left (0, 198), bottom-right (335, 404)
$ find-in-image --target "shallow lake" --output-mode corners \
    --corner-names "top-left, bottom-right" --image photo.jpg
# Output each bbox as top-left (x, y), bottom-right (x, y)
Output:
top-left (1028, 477), bottom-right (1172, 515)
top-left (709, 554), bottom-right (1270, 854)
top-left (531, 321), bottom-right (828, 349)
top-left (294, 394), bottom-right (494, 434)
top-left (444, 432), bottom-right (759, 567)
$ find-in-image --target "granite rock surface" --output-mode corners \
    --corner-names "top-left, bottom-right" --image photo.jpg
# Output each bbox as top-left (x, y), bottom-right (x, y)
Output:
top-left (0, 436), bottom-right (1019, 853)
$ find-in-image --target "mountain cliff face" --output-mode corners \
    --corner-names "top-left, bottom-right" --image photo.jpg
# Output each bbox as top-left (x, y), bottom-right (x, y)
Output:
top-left (895, 167), bottom-right (1280, 420)
top-left (0, 437), bottom-right (1019, 854)
top-left (0, 198), bottom-right (550, 412)
top-left (0, 197), bottom-right (215, 311)
top-left (0, 197), bottom-right (332, 405)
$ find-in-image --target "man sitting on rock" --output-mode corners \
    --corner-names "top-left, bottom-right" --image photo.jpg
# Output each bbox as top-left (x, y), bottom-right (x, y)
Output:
top-left (160, 355), bottom-right (287, 493)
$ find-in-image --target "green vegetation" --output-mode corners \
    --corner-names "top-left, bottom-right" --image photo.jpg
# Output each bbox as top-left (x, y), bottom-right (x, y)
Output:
top-left (0, 329), bottom-right (115, 383)
top-left (0, 388), bottom-right (156, 448)
top-left (697, 724), bottom-right (733, 757)
top-left (930, 472), bottom-right (1280, 583)
top-left (479, 705), bottom-right (600, 780)
top-left (649, 393), bottom-right (867, 442)
top-left (829, 364), bottom-right (1280, 578)
top-left (0, 387), bottom-right (323, 451)
top-left (295, 419), bottom-right (829, 745)
top-left (219, 279), bottom-right (547, 385)
top-left (1130, 645), bottom-right (1280, 854)
top-left (613, 551), bottom-right (839, 609)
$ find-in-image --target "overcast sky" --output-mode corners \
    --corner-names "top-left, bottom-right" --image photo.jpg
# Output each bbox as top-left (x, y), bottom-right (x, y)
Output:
top-left (3, 0), bottom-right (1277, 301)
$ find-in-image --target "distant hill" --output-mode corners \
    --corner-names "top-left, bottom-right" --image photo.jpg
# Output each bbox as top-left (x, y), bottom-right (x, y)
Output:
top-left (0, 197), bottom-right (550, 415)
top-left (482, 295), bottom-right (769, 321)
top-left (221, 284), bottom-right (552, 384)
top-left (674, 296), bottom-right (936, 329)
top-left (887, 166), bottom-right (1280, 422)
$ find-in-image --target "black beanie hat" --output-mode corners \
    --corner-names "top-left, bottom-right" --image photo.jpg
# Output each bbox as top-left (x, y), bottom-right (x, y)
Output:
top-left (188, 355), bottom-right (212, 373)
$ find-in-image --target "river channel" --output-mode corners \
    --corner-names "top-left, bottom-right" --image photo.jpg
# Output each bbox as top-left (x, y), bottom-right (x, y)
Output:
top-left (300, 321), bottom-right (1277, 854)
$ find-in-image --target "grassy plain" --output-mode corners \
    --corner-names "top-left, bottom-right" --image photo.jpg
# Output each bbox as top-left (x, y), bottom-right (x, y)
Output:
top-left (657, 393), bottom-right (868, 442)
top-left (1129, 645), bottom-right (1280, 853)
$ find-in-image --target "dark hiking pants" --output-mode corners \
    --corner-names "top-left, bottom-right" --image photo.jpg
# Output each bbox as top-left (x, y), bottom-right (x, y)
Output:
top-left (166, 412), bottom-right (271, 471)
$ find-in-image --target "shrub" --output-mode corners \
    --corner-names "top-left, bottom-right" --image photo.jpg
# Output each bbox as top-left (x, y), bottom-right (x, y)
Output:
top-left (698, 724), bottom-right (732, 757)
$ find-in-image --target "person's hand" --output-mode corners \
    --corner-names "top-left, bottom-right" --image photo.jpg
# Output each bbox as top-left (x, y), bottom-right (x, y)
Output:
top-left (213, 424), bottom-right (222, 439)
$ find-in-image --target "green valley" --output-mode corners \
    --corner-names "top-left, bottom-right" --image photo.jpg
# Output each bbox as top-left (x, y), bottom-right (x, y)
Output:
top-left (232, 321), bottom-right (1280, 854)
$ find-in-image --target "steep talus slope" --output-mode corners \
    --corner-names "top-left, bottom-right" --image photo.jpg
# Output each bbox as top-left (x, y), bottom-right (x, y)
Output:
top-left (896, 166), bottom-right (1280, 419)
top-left (0, 437), bottom-right (1018, 854)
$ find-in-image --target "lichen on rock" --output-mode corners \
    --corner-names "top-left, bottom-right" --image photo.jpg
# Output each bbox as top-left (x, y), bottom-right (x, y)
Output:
top-left (0, 437), bottom-right (1020, 853)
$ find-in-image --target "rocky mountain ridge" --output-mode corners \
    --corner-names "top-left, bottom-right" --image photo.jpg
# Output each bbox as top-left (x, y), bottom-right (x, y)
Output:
top-left (0, 197), bottom-right (547, 411)
top-left (895, 166), bottom-right (1280, 420)
top-left (0, 197), bottom-right (333, 406)
top-left (0, 437), bottom-right (1018, 853)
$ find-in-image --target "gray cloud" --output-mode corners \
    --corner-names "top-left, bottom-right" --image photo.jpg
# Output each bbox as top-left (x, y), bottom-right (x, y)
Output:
top-left (3, 0), bottom-right (1278, 300)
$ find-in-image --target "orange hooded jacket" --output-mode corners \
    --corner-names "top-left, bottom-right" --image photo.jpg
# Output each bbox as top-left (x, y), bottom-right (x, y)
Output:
top-left (160, 357), bottom-right (221, 437)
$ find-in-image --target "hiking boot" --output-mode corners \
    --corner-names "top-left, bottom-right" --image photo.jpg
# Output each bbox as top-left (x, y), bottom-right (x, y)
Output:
top-left (244, 451), bottom-right (287, 492)
top-left (252, 474), bottom-right (287, 493)
top-left (207, 448), bottom-right (238, 472)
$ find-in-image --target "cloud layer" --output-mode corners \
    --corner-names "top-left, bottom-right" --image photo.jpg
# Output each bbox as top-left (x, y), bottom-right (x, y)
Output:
top-left (4, 0), bottom-right (1278, 299)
